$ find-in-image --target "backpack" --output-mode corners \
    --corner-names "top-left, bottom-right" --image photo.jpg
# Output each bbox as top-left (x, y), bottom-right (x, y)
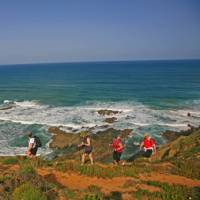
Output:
top-left (34, 136), bottom-right (42, 147)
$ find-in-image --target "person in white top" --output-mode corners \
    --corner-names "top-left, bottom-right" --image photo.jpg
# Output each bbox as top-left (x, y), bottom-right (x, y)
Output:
top-left (25, 132), bottom-right (38, 158)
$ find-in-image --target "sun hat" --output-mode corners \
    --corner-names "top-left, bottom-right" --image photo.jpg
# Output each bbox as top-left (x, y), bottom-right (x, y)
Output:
top-left (79, 131), bottom-right (89, 137)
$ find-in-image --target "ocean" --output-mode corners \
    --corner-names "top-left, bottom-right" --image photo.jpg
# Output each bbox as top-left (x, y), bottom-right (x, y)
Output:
top-left (0, 60), bottom-right (200, 157)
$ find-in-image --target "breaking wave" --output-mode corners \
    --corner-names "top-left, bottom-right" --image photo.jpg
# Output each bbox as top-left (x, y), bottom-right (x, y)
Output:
top-left (0, 99), bottom-right (199, 156)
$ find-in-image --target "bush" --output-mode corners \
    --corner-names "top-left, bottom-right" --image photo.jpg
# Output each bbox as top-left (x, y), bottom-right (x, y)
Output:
top-left (12, 183), bottom-right (47, 200)
top-left (19, 163), bottom-right (36, 180)
top-left (2, 157), bottom-right (18, 165)
top-left (60, 188), bottom-right (76, 199)
top-left (134, 181), bottom-right (200, 200)
top-left (172, 158), bottom-right (200, 179)
top-left (83, 193), bottom-right (103, 200)
top-left (0, 175), bottom-right (10, 183)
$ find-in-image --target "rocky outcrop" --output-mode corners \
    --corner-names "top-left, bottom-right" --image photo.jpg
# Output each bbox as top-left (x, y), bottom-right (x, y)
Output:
top-left (48, 127), bottom-right (132, 162)
top-left (48, 127), bottom-right (80, 149)
top-left (154, 127), bottom-right (200, 161)
top-left (97, 109), bottom-right (120, 116)
top-left (104, 117), bottom-right (117, 123)
top-left (162, 126), bottom-right (200, 142)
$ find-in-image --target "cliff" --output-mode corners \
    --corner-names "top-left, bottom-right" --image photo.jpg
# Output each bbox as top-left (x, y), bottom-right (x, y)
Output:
top-left (0, 127), bottom-right (200, 200)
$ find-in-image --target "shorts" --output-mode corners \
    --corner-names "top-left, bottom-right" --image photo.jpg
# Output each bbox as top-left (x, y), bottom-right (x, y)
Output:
top-left (84, 146), bottom-right (92, 154)
top-left (143, 149), bottom-right (153, 158)
top-left (113, 151), bottom-right (122, 162)
top-left (30, 147), bottom-right (38, 156)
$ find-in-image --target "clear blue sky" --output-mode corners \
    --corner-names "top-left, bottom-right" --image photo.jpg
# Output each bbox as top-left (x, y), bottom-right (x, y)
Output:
top-left (0, 0), bottom-right (200, 64)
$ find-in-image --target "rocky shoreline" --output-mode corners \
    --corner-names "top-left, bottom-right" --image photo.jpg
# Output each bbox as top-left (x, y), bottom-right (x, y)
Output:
top-left (0, 122), bottom-right (200, 199)
top-left (48, 126), bottom-right (132, 162)
top-left (47, 109), bottom-right (199, 162)
top-left (162, 125), bottom-right (200, 142)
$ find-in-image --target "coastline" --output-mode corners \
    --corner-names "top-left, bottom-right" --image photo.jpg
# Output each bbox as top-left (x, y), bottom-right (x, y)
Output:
top-left (0, 125), bottom-right (199, 199)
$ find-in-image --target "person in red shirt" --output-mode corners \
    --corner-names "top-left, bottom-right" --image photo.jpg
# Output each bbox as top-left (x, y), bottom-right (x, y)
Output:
top-left (110, 135), bottom-right (124, 165)
top-left (140, 133), bottom-right (156, 157)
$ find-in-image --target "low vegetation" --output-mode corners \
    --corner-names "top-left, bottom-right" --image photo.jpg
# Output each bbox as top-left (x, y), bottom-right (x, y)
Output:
top-left (54, 161), bottom-right (139, 178)
top-left (133, 181), bottom-right (200, 200)
top-left (12, 183), bottom-right (47, 200)
top-left (0, 127), bottom-right (199, 199)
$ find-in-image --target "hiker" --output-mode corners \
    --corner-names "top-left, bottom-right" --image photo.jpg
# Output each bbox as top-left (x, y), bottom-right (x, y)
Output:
top-left (25, 132), bottom-right (41, 158)
top-left (110, 135), bottom-right (124, 165)
top-left (140, 133), bottom-right (156, 157)
top-left (78, 132), bottom-right (94, 165)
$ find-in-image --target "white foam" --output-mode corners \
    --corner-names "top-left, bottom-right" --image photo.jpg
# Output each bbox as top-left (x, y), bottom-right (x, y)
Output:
top-left (156, 123), bottom-right (188, 127)
top-left (14, 100), bottom-right (43, 108)
top-left (0, 100), bottom-right (199, 133)
top-left (0, 99), bottom-right (199, 156)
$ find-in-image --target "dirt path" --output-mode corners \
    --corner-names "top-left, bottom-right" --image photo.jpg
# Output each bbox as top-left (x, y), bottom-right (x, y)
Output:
top-left (37, 168), bottom-right (160, 194)
top-left (139, 172), bottom-right (200, 187)
top-left (37, 166), bottom-right (200, 195)
top-left (2, 162), bottom-right (200, 199)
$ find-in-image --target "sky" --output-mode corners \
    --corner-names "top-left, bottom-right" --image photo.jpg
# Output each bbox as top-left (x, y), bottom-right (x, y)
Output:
top-left (0, 0), bottom-right (200, 64)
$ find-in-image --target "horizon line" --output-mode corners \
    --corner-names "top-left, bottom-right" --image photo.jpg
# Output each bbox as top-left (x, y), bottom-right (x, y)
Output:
top-left (0, 58), bottom-right (200, 66)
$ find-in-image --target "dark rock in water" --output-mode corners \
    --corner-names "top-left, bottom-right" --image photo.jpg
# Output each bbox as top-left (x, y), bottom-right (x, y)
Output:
top-left (125, 115), bottom-right (135, 119)
top-left (97, 109), bottom-right (120, 116)
top-left (0, 103), bottom-right (15, 110)
top-left (104, 117), bottom-right (117, 123)
top-left (187, 112), bottom-right (191, 117)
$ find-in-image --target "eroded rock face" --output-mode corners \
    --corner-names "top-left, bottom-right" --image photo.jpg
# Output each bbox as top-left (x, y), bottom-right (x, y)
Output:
top-left (48, 127), bottom-right (132, 162)
top-left (153, 127), bottom-right (200, 162)
top-left (162, 126), bottom-right (199, 142)
top-left (97, 109), bottom-right (120, 116)
top-left (48, 127), bottom-right (80, 149)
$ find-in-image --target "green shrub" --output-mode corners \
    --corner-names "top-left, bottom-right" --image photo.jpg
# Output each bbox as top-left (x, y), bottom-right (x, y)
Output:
top-left (19, 163), bottom-right (36, 179)
top-left (2, 157), bottom-right (18, 165)
top-left (61, 188), bottom-right (76, 199)
top-left (134, 181), bottom-right (200, 200)
top-left (12, 183), bottom-right (47, 200)
top-left (172, 158), bottom-right (200, 179)
top-left (87, 185), bottom-right (101, 193)
top-left (83, 193), bottom-right (103, 200)
top-left (0, 175), bottom-right (11, 183)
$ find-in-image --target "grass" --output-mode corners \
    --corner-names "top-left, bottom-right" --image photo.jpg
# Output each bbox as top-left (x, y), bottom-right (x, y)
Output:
top-left (83, 193), bottom-right (104, 200)
top-left (12, 183), bottom-right (47, 200)
top-left (0, 158), bottom-right (60, 200)
top-left (60, 188), bottom-right (77, 200)
top-left (54, 161), bottom-right (139, 178)
top-left (171, 158), bottom-right (200, 180)
top-left (133, 181), bottom-right (200, 200)
top-left (19, 162), bottom-right (36, 179)
top-left (1, 156), bottom-right (18, 165)
top-left (0, 174), bottom-right (11, 183)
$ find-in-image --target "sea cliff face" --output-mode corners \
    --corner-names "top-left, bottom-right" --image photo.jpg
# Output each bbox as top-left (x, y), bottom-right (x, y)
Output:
top-left (0, 127), bottom-right (200, 200)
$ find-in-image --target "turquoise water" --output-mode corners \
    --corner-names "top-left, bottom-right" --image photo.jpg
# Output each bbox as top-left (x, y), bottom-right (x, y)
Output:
top-left (0, 60), bottom-right (200, 157)
top-left (0, 60), bottom-right (200, 107)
